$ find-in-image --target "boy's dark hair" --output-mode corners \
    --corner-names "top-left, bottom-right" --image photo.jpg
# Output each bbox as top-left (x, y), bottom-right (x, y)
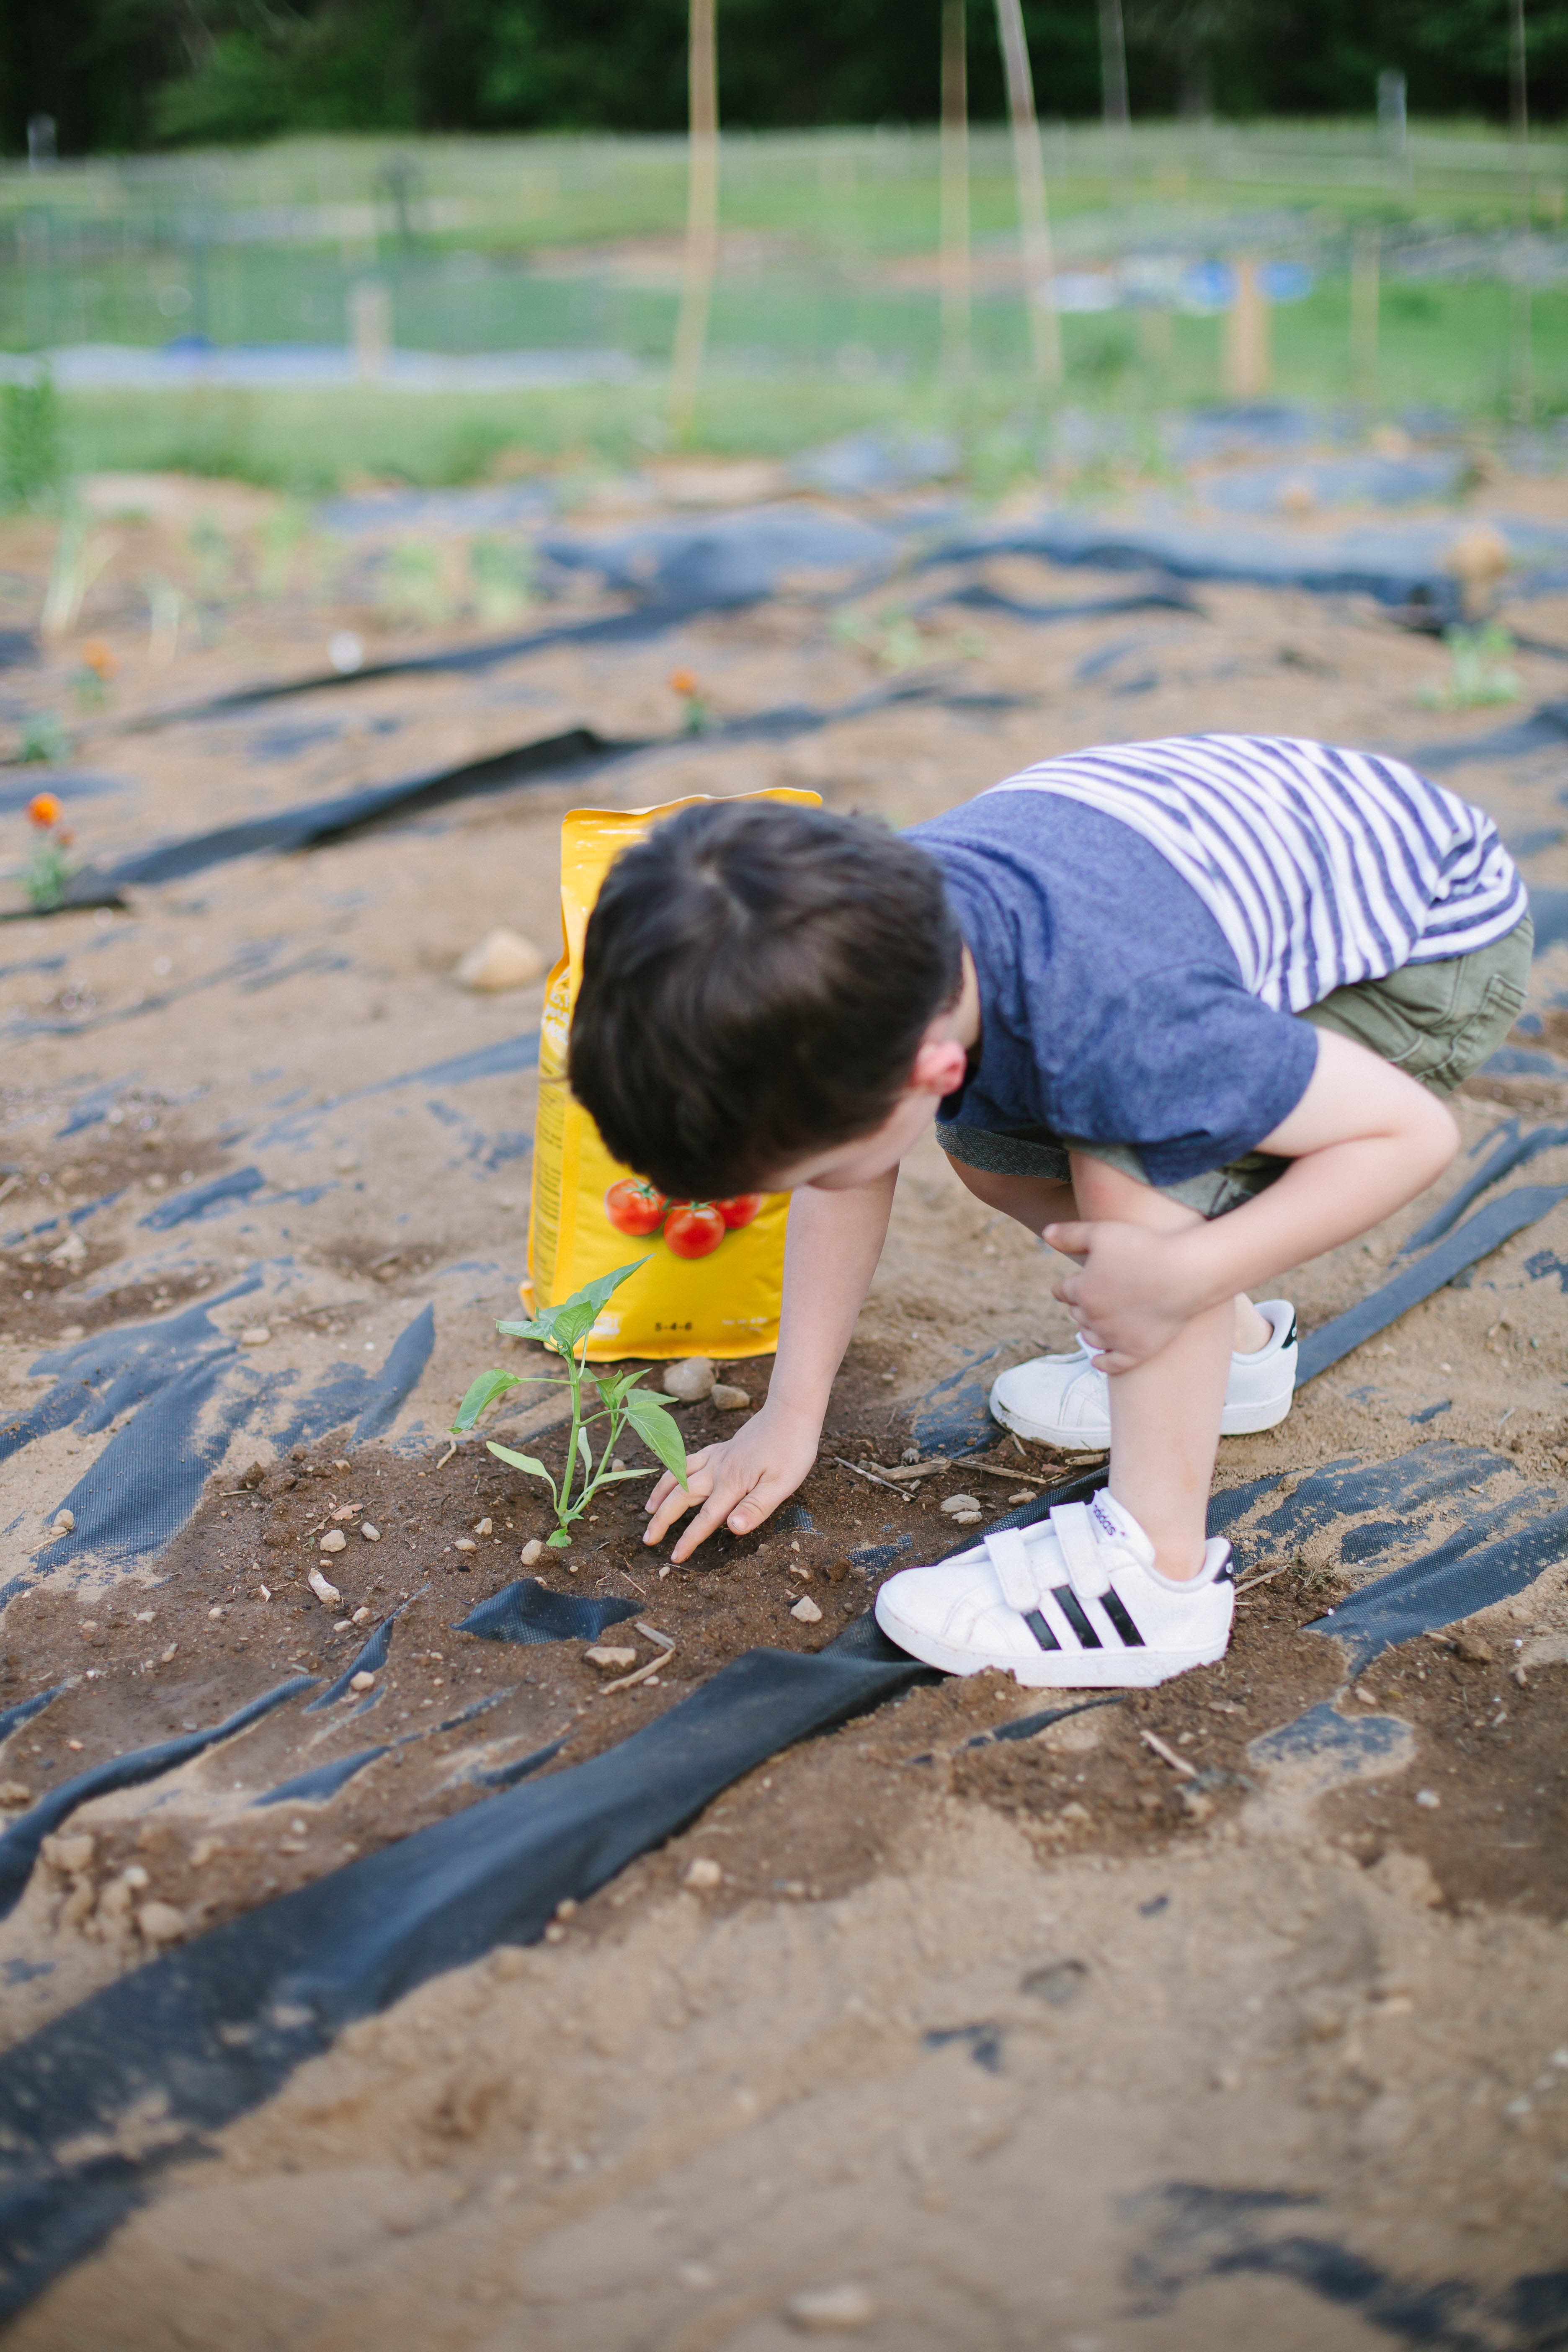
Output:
top-left (569, 799), bottom-right (963, 1200)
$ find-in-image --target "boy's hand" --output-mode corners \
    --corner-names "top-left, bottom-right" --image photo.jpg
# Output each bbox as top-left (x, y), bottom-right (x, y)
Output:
top-left (643, 1400), bottom-right (821, 1563)
top-left (1043, 1218), bottom-right (1206, 1375)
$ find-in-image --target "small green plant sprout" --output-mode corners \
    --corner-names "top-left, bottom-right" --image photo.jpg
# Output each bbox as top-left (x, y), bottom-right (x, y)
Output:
top-left (19, 710), bottom-right (68, 764)
top-left (1420, 622), bottom-right (1520, 710)
top-left (668, 667), bottom-right (711, 731)
top-left (449, 1258), bottom-right (687, 1550)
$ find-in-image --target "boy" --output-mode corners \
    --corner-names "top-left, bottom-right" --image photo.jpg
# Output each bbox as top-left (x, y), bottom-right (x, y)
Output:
top-left (569, 735), bottom-right (1530, 1687)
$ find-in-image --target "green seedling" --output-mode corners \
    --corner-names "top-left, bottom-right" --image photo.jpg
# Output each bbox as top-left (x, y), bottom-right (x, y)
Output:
top-left (0, 372), bottom-right (62, 510)
top-left (379, 539), bottom-right (454, 629)
top-left (19, 710), bottom-right (68, 764)
top-left (450, 1258), bottom-right (687, 1550)
top-left (1421, 622), bottom-right (1520, 710)
top-left (469, 535), bottom-right (534, 625)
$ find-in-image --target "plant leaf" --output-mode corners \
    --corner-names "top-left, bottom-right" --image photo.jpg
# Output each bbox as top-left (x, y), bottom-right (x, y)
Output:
top-left (528, 1256), bottom-right (654, 1354)
top-left (485, 1442), bottom-right (557, 1505)
top-left (451, 1367), bottom-right (522, 1433)
top-left (577, 1426), bottom-right (593, 1475)
top-left (594, 1465), bottom-right (661, 1481)
top-left (623, 1389), bottom-right (689, 1490)
top-left (545, 1529), bottom-right (573, 1549)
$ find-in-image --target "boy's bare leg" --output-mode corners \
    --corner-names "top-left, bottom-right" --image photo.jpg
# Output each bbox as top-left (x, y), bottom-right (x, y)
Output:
top-left (947, 1160), bottom-right (1271, 1354)
top-left (1065, 1152), bottom-right (1231, 1582)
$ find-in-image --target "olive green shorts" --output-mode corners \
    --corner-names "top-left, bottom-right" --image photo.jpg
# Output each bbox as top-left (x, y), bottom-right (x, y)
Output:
top-left (935, 913), bottom-right (1534, 1220)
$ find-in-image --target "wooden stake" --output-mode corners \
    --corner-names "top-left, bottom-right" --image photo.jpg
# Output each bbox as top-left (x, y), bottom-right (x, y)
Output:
top-left (1223, 253), bottom-right (1269, 397)
top-left (1511, 0), bottom-right (1533, 424)
top-left (940, 0), bottom-right (971, 379)
top-left (993, 0), bottom-right (1062, 385)
top-left (669, 0), bottom-right (719, 439)
top-left (1350, 223), bottom-right (1380, 400)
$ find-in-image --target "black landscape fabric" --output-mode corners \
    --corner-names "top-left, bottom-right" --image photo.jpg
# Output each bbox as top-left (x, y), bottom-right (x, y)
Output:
top-left (0, 1616), bottom-right (931, 2322)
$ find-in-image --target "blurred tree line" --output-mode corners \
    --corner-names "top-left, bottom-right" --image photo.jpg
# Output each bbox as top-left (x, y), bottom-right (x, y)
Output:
top-left (7, 0), bottom-right (1568, 155)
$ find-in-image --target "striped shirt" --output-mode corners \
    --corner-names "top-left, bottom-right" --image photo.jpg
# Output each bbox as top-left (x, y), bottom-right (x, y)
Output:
top-left (989, 734), bottom-right (1525, 1015)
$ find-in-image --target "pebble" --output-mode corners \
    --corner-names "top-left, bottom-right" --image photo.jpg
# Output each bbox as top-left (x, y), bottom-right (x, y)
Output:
top-left (684, 1857), bottom-right (723, 1891)
top-left (454, 1537), bottom-right (477, 1552)
top-left (352, 1605), bottom-right (372, 1624)
top-left (1370, 1849), bottom-right (1443, 1908)
top-left (1453, 1633), bottom-right (1494, 1664)
top-left (474, 1517), bottom-right (493, 1536)
top-left (783, 2283), bottom-right (877, 2334)
top-left (349, 1670), bottom-right (377, 1692)
top-left (939, 1494), bottom-right (981, 1516)
top-left (137, 1901), bottom-right (186, 1947)
top-left (585, 1645), bottom-right (638, 1673)
top-left (1414, 1788), bottom-right (1442, 1809)
top-left (455, 928), bottom-right (547, 992)
top-left (238, 1326), bottom-right (271, 1347)
top-left (308, 1566), bottom-right (343, 1607)
top-left (711, 1382), bottom-right (751, 1411)
top-left (0, 1782), bottom-right (31, 1808)
top-left (320, 1529), bottom-right (347, 1554)
top-left (46, 1833), bottom-right (95, 1875)
top-left (663, 1357), bottom-right (716, 1403)
top-left (790, 1595), bottom-right (823, 1623)
top-left (521, 1540), bottom-right (544, 1565)
top-left (51, 1509), bottom-right (75, 1535)
top-left (360, 1523), bottom-right (380, 1542)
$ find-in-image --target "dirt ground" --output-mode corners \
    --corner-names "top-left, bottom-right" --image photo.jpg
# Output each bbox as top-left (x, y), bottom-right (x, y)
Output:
top-left (5, 445), bottom-right (1568, 2347)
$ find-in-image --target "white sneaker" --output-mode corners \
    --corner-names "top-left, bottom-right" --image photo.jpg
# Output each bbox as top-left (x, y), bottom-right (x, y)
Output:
top-left (874, 1491), bottom-right (1232, 1689)
top-left (989, 1299), bottom-right (1298, 1452)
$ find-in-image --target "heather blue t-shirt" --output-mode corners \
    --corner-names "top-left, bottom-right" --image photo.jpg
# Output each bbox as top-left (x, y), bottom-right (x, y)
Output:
top-left (910, 791), bottom-right (1320, 1184)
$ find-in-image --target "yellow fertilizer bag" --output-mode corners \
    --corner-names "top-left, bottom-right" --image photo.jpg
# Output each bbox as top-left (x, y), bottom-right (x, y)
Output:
top-left (525, 788), bottom-right (820, 1361)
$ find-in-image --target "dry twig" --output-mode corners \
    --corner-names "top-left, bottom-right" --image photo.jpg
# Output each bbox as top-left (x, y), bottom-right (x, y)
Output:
top-left (1140, 1727), bottom-right (1198, 1779)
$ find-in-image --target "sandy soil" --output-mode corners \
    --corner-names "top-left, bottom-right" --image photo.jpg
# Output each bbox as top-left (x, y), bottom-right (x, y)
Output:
top-left (4, 448), bottom-right (1568, 2347)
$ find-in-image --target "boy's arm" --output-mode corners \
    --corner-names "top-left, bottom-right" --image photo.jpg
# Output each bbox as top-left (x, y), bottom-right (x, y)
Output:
top-left (1046, 1028), bottom-right (1461, 1375)
top-left (643, 1170), bottom-right (897, 1560)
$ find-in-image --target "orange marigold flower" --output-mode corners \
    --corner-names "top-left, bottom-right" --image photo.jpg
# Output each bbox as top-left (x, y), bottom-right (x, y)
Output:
top-left (27, 792), bottom-right (61, 828)
top-left (668, 668), bottom-right (699, 696)
top-left (80, 640), bottom-right (118, 681)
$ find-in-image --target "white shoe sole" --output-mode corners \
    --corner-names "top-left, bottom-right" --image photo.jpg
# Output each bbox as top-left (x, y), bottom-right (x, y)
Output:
top-left (990, 1382), bottom-right (1294, 1452)
top-left (873, 1592), bottom-right (1228, 1689)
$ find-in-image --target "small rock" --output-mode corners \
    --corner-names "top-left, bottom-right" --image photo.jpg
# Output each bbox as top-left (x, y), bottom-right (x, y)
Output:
top-left (158, 1642), bottom-right (178, 1663)
top-left (454, 1536), bottom-right (477, 1552)
top-left (711, 1382), bottom-right (751, 1411)
top-left (0, 1782), bottom-right (31, 1808)
top-left (521, 1539), bottom-right (544, 1565)
top-left (784, 2283), bottom-right (877, 2334)
top-left (1453, 1633), bottom-right (1493, 1664)
top-left (351, 1606), bottom-right (372, 1624)
top-left (360, 1522), bottom-right (380, 1542)
top-left (239, 1326), bottom-right (271, 1347)
top-left (585, 1645), bottom-right (638, 1673)
top-left (474, 1517), bottom-right (493, 1536)
top-left (1179, 1789), bottom-right (1214, 1824)
top-left (308, 1565), bottom-right (342, 1607)
top-left (207, 1606), bottom-right (224, 1620)
top-left (939, 1493), bottom-right (981, 1516)
top-left (1059, 1800), bottom-right (1091, 1824)
top-left (900, 1447), bottom-right (920, 1466)
top-left (950, 1511), bottom-right (982, 1526)
top-left (1414, 1788), bottom-right (1442, 1810)
top-left (349, 1670), bottom-right (377, 1692)
top-left (137, 1901), bottom-right (186, 1946)
top-left (790, 1595), bottom-right (823, 1623)
top-left (456, 928), bottom-right (547, 993)
top-left (46, 1832), bottom-right (95, 1875)
top-left (684, 1857), bottom-right (723, 1890)
top-left (320, 1528), bottom-right (347, 1554)
top-left (1370, 1849), bottom-right (1443, 1908)
top-left (48, 1231), bottom-right (87, 1269)
top-left (51, 1509), bottom-right (75, 1535)
top-left (663, 1357), bottom-right (716, 1403)
top-left (335, 1619), bottom-right (353, 1632)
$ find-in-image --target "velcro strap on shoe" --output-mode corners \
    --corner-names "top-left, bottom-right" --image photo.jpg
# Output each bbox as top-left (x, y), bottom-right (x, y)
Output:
top-left (1050, 1501), bottom-right (1112, 1601)
top-left (983, 1527), bottom-right (1042, 1614)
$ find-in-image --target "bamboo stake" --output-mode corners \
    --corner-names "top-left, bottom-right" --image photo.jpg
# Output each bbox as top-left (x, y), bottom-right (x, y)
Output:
top-left (992, 0), bottom-right (1062, 386)
top-left (1511, 0), bottom-right (1533, 424)
top-left (1350, 222), bottom-right (1380, 401)
top-left (669, 0), bottom-right (719, 438)
top-left (939, 0), bottom-right (971, 379)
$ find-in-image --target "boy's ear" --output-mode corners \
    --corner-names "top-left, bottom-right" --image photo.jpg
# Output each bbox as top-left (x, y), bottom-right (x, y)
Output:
top-left (911, 1037), bottom-right (969, 1097)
